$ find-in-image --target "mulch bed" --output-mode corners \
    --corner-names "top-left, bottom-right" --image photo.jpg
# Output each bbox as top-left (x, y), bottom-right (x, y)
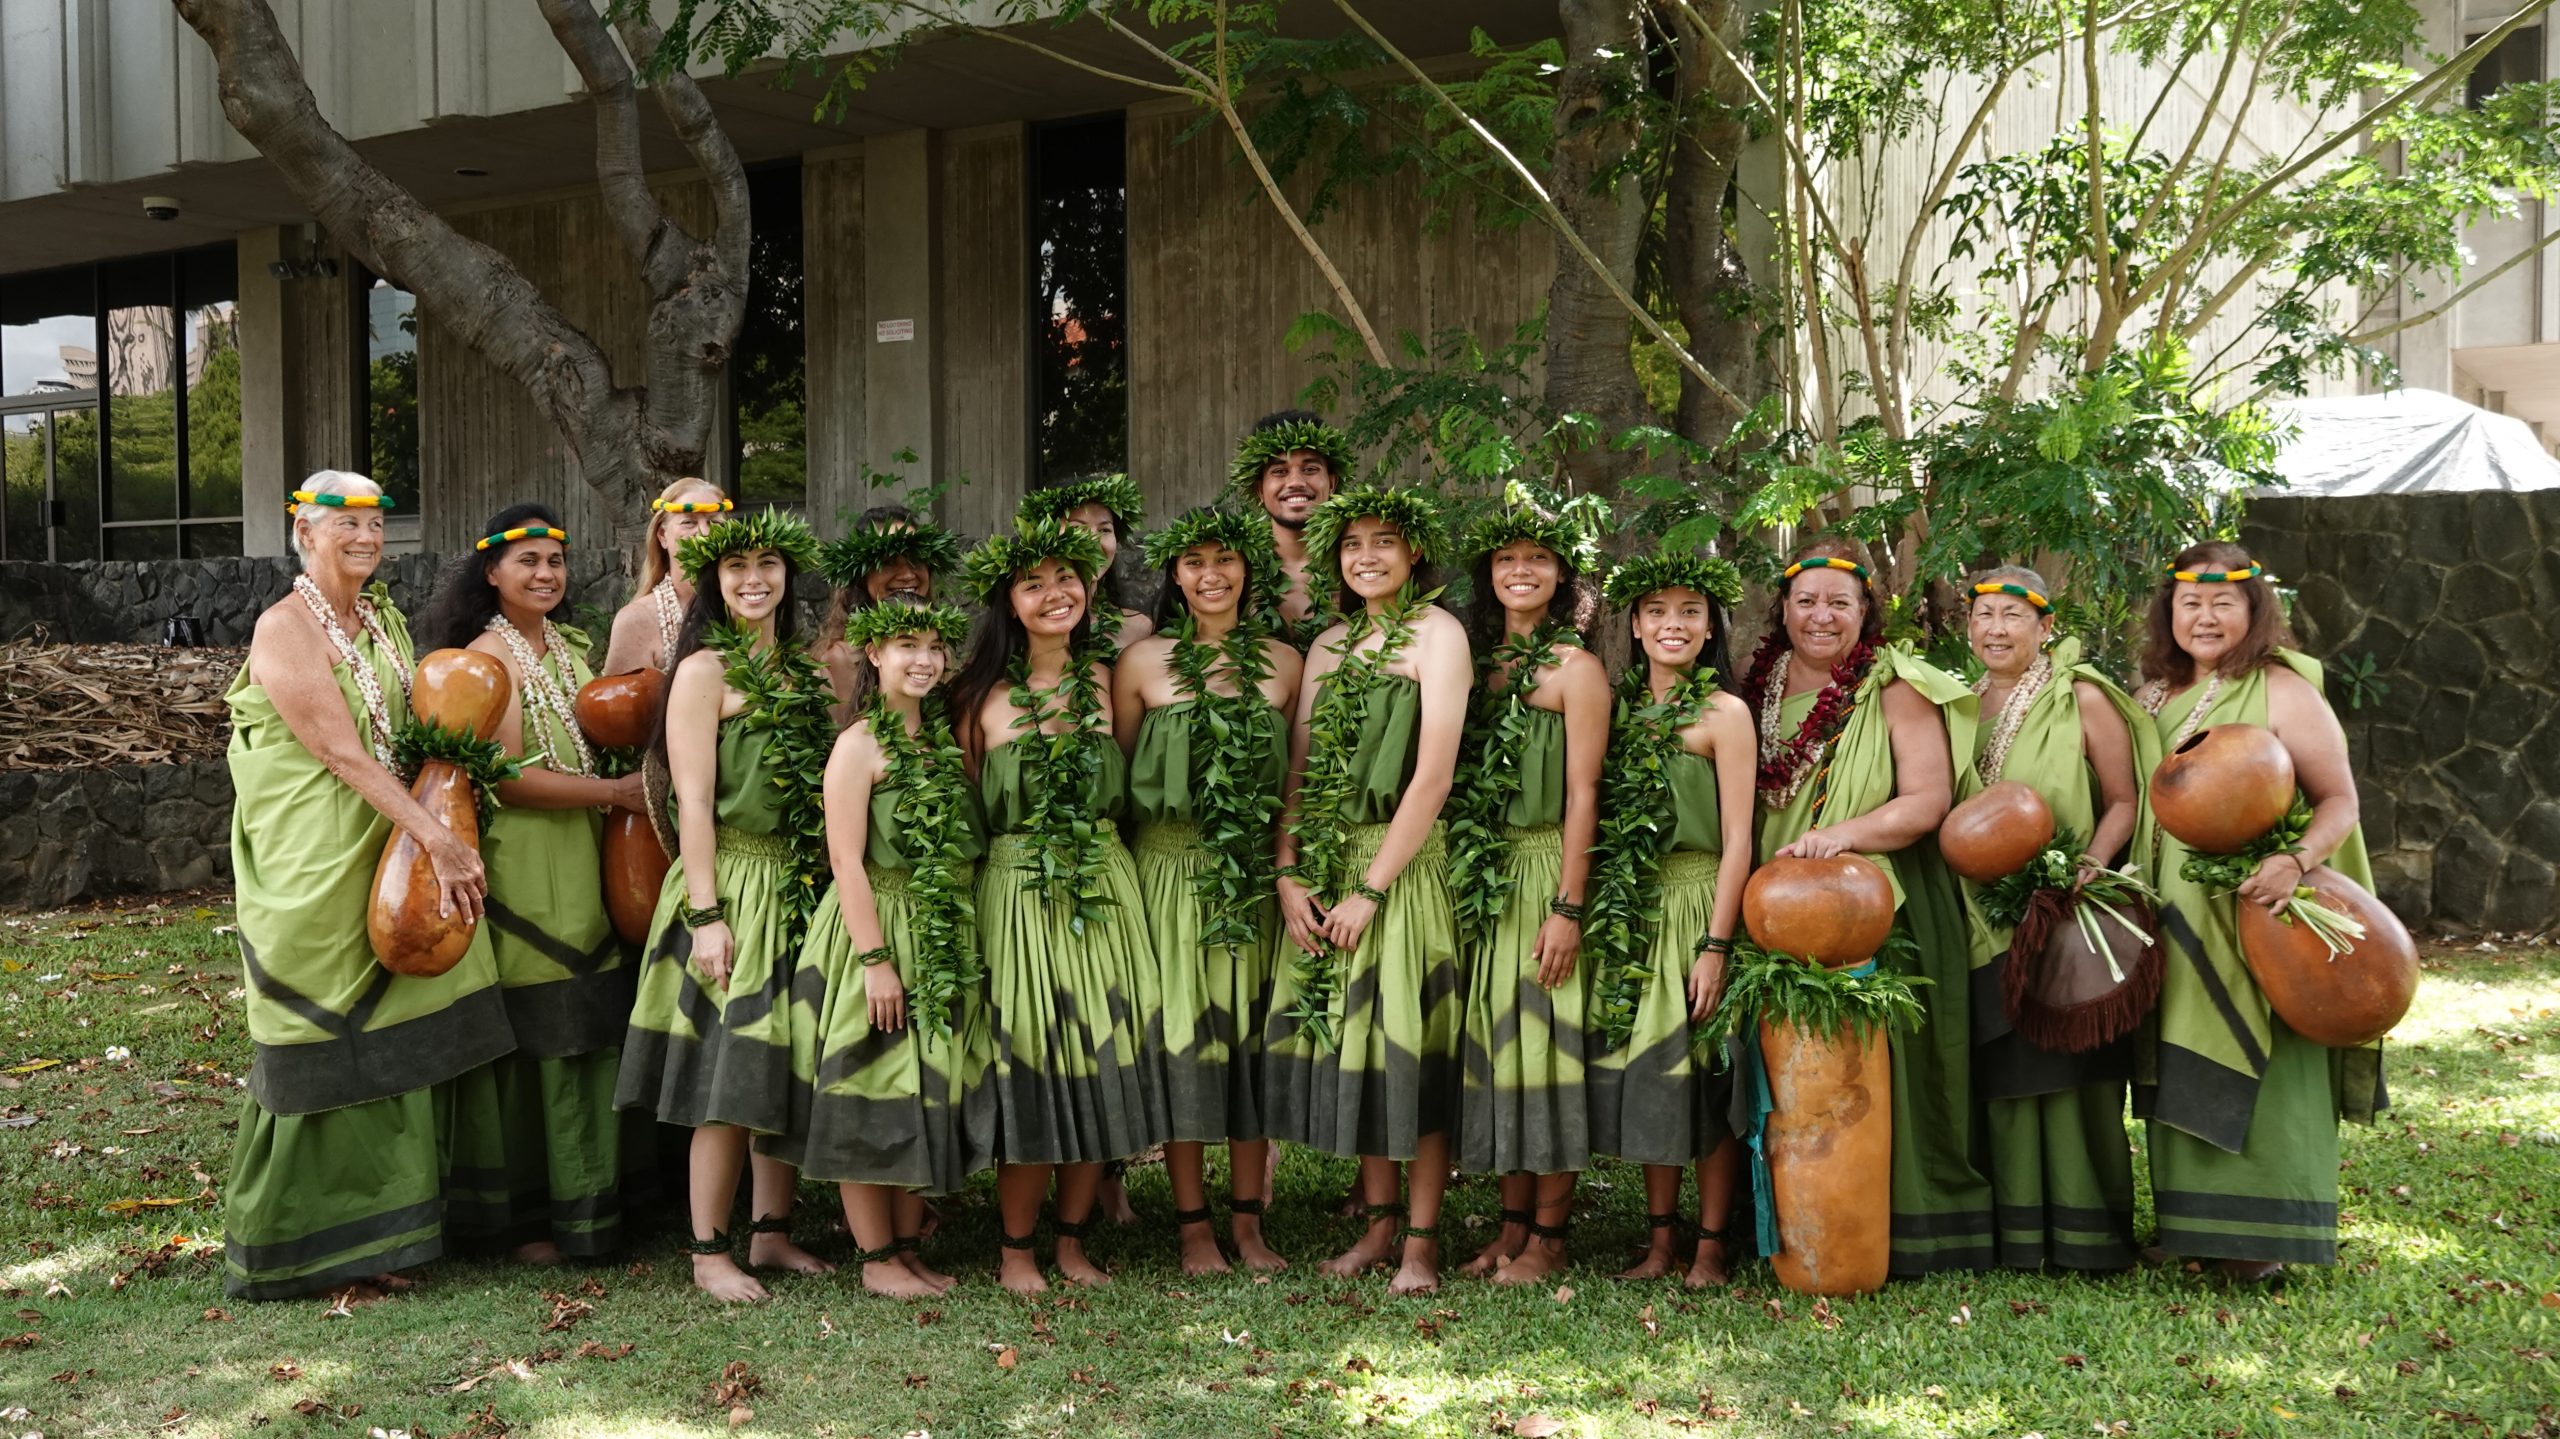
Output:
top-left (0, 641), bottom-right (243, 772)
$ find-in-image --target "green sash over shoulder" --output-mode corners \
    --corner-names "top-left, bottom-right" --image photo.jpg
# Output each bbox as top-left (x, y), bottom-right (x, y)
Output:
top-left (225, 589), bottom-right (510, 1116)
top-left (2138, 650), bottom-right (2384, 1152)
top-left (1758, 645), bottom-right (1978, 890)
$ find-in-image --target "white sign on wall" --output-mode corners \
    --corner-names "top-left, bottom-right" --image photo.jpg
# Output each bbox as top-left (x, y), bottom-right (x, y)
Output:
top-left (876, 319), bottom-right (916, 343)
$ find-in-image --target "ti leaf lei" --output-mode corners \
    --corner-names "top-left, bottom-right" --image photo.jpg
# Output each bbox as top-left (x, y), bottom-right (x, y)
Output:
top-left (1282, 582), bottom-right (1436, 1053)
top-left (392, 718), bottom-right (524, 829)
top-left (2176, 796), bottom-right (2311, 893)
top-left (1693, 933), bottom-right (1931, 1059)
top-left (1445, 623), bottom-right (1577, 948)
top-left (1167, 612), bottom-right (1284, 952)
top-left (703, 622), bottom-right (836, 945)
top-left (870, 693), bottom-right (980, 1040)
top-left (1002, 648), bottom-right (1119, 935)
top-left (1580, 664), bottom-right (1720, 1054)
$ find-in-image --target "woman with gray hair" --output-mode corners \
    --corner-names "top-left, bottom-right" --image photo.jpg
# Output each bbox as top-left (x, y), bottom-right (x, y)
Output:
top-left (221, 470), bottom-right (513, 1300)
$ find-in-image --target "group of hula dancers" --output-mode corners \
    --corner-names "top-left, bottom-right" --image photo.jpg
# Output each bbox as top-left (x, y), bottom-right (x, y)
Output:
top-left (219, 408), bottom-right (2375, 1303)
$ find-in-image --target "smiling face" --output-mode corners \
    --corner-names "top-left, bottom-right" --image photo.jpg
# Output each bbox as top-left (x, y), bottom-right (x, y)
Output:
top-left (863, 523), bottom-right (932, 605)
top-left (717, 548), bottom-right (789, 624)
top-left (1173, 542), bottom-right (1247, 620)
top-left (1061, 502), bottom-right (1120, 566)
top-left (1258, 450), bottom-right (1335, 530)
top-left (488, 536), bottom-right (568, 619)
top-left (1337, 516), bottom-right (1414, 603)
top-left (867, 630), bottom-right (950, 699)
top-left (1782, 568), bottom-right (1867, 668)
top-left (1009, 557), bottom-right (1089, 639)
top-left (1487, 540), bottom-right (1560, 619)
top-left (294, 483), bottom-right (388, 584)
top-left (655, 481), bottom-right (723, 573)
top-left (1967, 593), bottom-right (2052, 680)
top-left (1633, 587), bottom-right (1713, 670)
top-left (2170, 581), bottom-right (2253, 674)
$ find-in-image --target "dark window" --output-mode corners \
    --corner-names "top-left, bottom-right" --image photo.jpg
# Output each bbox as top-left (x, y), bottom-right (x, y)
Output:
top-left (2467, 26), bottom-right (2543, 107)
top-left (1030, 114), bottom-right (1128, 483)
top-left (730, 164), bottom-right (806, 507)
top-left (355, 271), bottom-right (422, 514)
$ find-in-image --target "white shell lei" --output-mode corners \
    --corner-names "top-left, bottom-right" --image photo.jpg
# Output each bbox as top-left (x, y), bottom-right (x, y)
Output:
top-left (651, 579), bottom-right (683, 670)
top-left (1754, 649), bottom-right (1825, 808)
top-left (487, 615), bottom-right (597, 778)
top-left (1972, 650), bottom-right (2053, 784)
top-left (2138, 669), bottom-right (2225, 749)
top-left (292, 573), bottom-right (409, 772)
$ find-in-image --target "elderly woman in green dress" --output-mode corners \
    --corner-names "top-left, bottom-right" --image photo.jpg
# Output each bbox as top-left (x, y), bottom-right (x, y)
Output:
top-left (1112, 507), bottom-right (1304, 1275)
top-left (222, 470), bottom-right (511, 1300)
top-left (1951, 566), bottom-right (2152, 1271)
top-left (2135, 540), bottom-right (2377, 1284)
top-left (1265, 486), bottom-right (1472, 1295)
top-left (617, 511), bottom-right (837, 1303)
top-left (1447, 507), bottom-right (1610, 1285)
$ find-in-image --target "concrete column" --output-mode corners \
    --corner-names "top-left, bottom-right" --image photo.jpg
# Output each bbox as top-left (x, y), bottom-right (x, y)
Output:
top-left (863, 128), bottom-right (940, 503)
top-left (235, 228), bottom-right (298, 558)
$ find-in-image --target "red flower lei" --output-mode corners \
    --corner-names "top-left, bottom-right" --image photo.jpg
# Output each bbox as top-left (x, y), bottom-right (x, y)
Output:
top-left (1738, 632), bottom-right (1881, 805)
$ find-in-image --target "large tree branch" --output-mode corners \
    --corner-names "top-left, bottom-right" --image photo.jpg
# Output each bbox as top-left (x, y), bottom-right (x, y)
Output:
top-left (536, 0), bottom-right (671, 288)
top-left (616, 13), bottom-right (752, 289)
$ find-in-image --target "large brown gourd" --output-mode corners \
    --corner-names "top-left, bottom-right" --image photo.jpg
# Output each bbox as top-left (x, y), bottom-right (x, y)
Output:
top-left (1939, 781), bottom-right (2055, 883)
top-left (1743, 855), bottom-right (1896, 966)
top-left (2235, 866), bottom-right (2418, 1047)
top-left (368, 649), bottom-right (510, 977)
top-left (577, 669), bottom-right (671, 944)
top-left (2151, 723), bottom-right (2295, 854)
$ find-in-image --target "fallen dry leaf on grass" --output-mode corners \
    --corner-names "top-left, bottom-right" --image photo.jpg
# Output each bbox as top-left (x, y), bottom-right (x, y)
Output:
top-left (1514, 1415), bottom-right (1566, 1438)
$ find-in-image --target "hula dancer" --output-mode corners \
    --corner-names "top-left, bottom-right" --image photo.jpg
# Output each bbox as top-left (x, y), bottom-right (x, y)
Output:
top-left (223, 471), bottom-right (511, 1299)
top-left (616, 510), bottom-right (837, 1303)
top-left (2135, 542), bottom-right (2376, 1283)
top-left (1112, 507), bottom-right (1305, 1274)
top-left (1020, 474), bottom-right (1153, 649)
top-left (1266, 486), bottom-right (1472, 1296)
top-left (418, 505), bottom-right (650, 1262)
top-left (952, 518), bottom-right (1173, 1294)
top-left (1739, 537), bottom-right (1992, 1275)
top-left (603, 477), bottom-right (729, 675)
top-left (815, 505), bottom-right (965, 709)
top-left (1584, 549), bottom-right (1759, 1287)
top-left (1954, 567), bottom-right (2153, 1270)
top-left (1228, 410), bottom-right (1351, 648)
top-left (772, 602), bottom-right (992, 1299)
top-left (1447, 507), bottom-right (1611, 1285)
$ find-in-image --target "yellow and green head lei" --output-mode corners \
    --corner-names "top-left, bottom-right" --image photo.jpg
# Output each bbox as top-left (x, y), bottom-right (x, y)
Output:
top-left (1142, 505), bottom-right (1286, 609)
top-left (1460, 505), bottom-right (1601, 573)
top-left (1018, 473), bottom-right (1146, 531)
top-left (676, 508), bottom-right (821, 583)
top-left (962, 516), bottom-right (1109, 606)
top-left (650, 495), bottom-right (733, 515)
top-left (818, 517), bottom-right (965, 589)
top-left (475, 523), bottom-right (568, 553)
top-left (1781, 553), bottom-right (1870, 587)
top-left (1228, 417), bottom-right (1354, 502)
top-left (1969, 580), bottom-right (2051, 613)
top-left (286, 489), bottom-right (395, 515)
top-left (842, 599), bottom-right (971, 654)
top-left (2167, 560), bottom-right (2265, 584)
top-left (1604, 547), bottom-right (1745, 611)
top-left (1301, 485), bottom-right (1450, 570)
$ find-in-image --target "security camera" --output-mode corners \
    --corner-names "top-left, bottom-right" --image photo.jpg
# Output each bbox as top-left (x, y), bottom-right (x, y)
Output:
top-left (142, 195), bottom-right (181, 222)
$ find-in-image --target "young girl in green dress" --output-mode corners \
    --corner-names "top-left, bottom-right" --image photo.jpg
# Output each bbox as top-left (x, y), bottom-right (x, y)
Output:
top-left (1020, 474), bottom-right (1154, 650)
top-left (1113, 507), bottom-right (1304, 1274)
top-left (774, 601), bottom-right (991, 1298)
top-left (1448, 508), bottom-right (1609, 1285)
top-left (616, 511), bottom-right (837, 1304)
top-left (1584, 551), bottom-right (1758, 1287)
top-left (1265, 486), bottom-right (1473, 1295)
top-left (951, 518), bottom-right (1173, 1295)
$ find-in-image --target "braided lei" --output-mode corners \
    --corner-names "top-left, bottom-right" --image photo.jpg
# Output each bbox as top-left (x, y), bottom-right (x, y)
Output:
top-left (1740, 636), bottom-right (1881, 814)
top-left (1582, 664), bottom-right (1721, 1053)
top-left (868, 691), bottom-right (980, 1039)
top-left (701, 623), bottom-right (837, 945)
top-left (1445, 622), bottom-right (1577, 946)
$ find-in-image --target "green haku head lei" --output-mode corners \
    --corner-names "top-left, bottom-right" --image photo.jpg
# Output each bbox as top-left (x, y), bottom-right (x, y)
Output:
top-left (817, 517), bottom-right (965, 590)
top-left (842, 599), bottom-right (971, 653)
top-left (676, 508), bottom-right (821, 583)
top-left (1604, 547), bottom-right (1746, 611)
top-left (1460, 504), bottom-right (1601, 573)
top-left (1227, 417), bottom-right (1354, 502)
top-left (1142, 506), bottom-right (1285, 612)
top-left (1300, 485), bottom-right (1451, 572)
top-left (1018, 472), bottom-right (1147, 532)
top-left (962, 516), bottom-right (1109, 606)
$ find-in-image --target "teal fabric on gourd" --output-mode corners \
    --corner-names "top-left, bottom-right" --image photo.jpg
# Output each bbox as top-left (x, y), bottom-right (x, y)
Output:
top-left (1263, 673), bottom-right (1463, 1158)
top-left (221, 593), bottom-right (511, 1299)
top-left (2139, 649), bottom-right (2383, 1266)
top-left (976, 737), bottom-right (1172, 1163)
top-left (768, 765), bottom-right (997, 1192)
top-left (1587, 748), bottom-right (1733, 1166)
top-left (1132, 700), bottom-right (1286, 1143)
top-left (615, 718), bottom-right (800, 1135)
top-left (1457, 706), bottom-right (1592, 1175)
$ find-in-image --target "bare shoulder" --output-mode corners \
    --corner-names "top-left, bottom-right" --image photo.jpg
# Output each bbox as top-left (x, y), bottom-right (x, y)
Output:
top-left (1413, 604), bottom-right (1468, 640)
top-left (674, 648), bottom-right (727, 687)
top-left (1551, 644), bottom-right (1607, 684)
top-left (1084, 658), bottom-right (1116, 691)
top-left (1263, 636), bottom-right (1304, 681)
top-left (1121, 633), bottom-right (1175, 674)
top-left (2261, 662), bottom-right (2321, 706)
top-left (465, 629), bottom-right (513, 663)
top-left (1704, 688), bottom-right (1753, 725)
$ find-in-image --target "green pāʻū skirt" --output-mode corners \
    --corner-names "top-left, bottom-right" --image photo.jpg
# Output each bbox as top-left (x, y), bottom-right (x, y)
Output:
top-left (223, 1087), bottom-right (446, 1300)
top-left (764, 865), bottom-right (997, 1193)
top-left (614, 826), bottom-right (799, 1135)
top-left (441, 1052), bottom-right (631, 1257)
top-left (1587, 848), bottom-right (1734, 1166)
top-left (977, 831), bottom-right (1172, 1165)
top-left (1136, 820), bottom-right (1276, 1144)
top-left (1456, 826), bottom-right (1591, 1175)
top-left (1262, 822), bottom-right (1462, 1160)
top-left (2147, 1017), bottom-right (2344, 1265)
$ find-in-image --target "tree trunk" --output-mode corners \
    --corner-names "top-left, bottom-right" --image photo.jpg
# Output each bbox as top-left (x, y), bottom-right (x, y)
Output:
top-left (1665, 0), bottom-right (1765, 453)
top-left (1541, 0), bottom-right (1654, 494)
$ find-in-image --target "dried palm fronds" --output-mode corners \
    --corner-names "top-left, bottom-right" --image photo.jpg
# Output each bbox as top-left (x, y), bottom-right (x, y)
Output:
top-left (0, 641), bottom-right (243, 772)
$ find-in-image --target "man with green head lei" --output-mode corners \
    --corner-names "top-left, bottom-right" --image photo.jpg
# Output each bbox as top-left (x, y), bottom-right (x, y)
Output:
top-left (1019, 473), bottom-right (1153, 649)
top-left (1228, 409), bottom-right (1352, 648)
top-left (815, 506), bottom-right (966, 719)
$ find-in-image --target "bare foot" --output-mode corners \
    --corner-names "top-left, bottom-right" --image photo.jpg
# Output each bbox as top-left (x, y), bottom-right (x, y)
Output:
top-left (858, 1259), bottom-right (942, 1299)
top-left (998, 1249), bottom-right (1050, 1296)
top-left (1682, 1235), bottom-right (1733, 1289)
top-left (1616, 1243), bottom-right (1677, 1280)
top-left (691, 1253), bottom-right (770, 1303)
top-left (1320, 1216), bottom-right (1399, 1277)
top-left (747, 1232), bottom-right (838, 1276)
top-left (1178, 1223), bottom-right (1232, 1277)
top-left (510, 1239), bottom-right (566, 1267)
top-left (1233, 1220), bottom-right (1289, 1274)
top-left (1462, 1223), bottom-right (1526, 1278)
top-left (899, 1249), bottom-right (957, 1293)
top-left (1493, 1239), bottom-right (1566, 1287)
top-left (1097, 1175), bottom-right (1140, 1227)
top-left (1388, 1235), bottom-right (1440, 1296)
top-left (1056, 1239), bottom-right (1112, 1288)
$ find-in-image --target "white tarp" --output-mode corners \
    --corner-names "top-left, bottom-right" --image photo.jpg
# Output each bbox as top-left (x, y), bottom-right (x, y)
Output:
top-left (2262, 388), bottom-right (2560, 497)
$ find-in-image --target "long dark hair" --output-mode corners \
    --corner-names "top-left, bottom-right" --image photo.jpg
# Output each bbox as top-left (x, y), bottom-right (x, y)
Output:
top-left (418, 502), bottom-right (564, 652)
top-left (948, 573), bottom-right (1096, 757)
top-left (1623, 587), bottom-right (1734, 695)
top-left (1463, 541), bottom-right (1595, 653)
top-left (651, 544), bottom-right (808, 761)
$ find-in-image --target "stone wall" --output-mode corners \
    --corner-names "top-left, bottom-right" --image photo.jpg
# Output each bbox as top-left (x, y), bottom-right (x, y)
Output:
top-left (0, 759), bottom-right (234, 909)
top-left (0, 553), bottom-right (631, 648)
top-left (2243, 489), bottom-right (2560, 934)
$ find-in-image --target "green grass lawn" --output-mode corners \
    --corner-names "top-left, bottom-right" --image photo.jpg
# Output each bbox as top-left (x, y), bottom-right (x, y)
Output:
top-left (0, 897), bottom-right (2553, 1439)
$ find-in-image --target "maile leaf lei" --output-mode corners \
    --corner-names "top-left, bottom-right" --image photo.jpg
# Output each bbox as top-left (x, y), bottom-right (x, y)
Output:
top-left (1001, 648), bottom-right (1118, 935)
top-left (869, 693), bottom-right (979, 1040)
top-left (703, 621), bottom-right (836, 945)
top-left (1282, 582), bottom-right (1436, 1054)
top-left (1167, 612), bottom-right (1284, 953)
top-left (1580, 664), bottom-right (1720, 1054)
top-left (392, 718), bottom-right (524, 828)
top-left (1445, 623), bottom-right (1576, 948)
